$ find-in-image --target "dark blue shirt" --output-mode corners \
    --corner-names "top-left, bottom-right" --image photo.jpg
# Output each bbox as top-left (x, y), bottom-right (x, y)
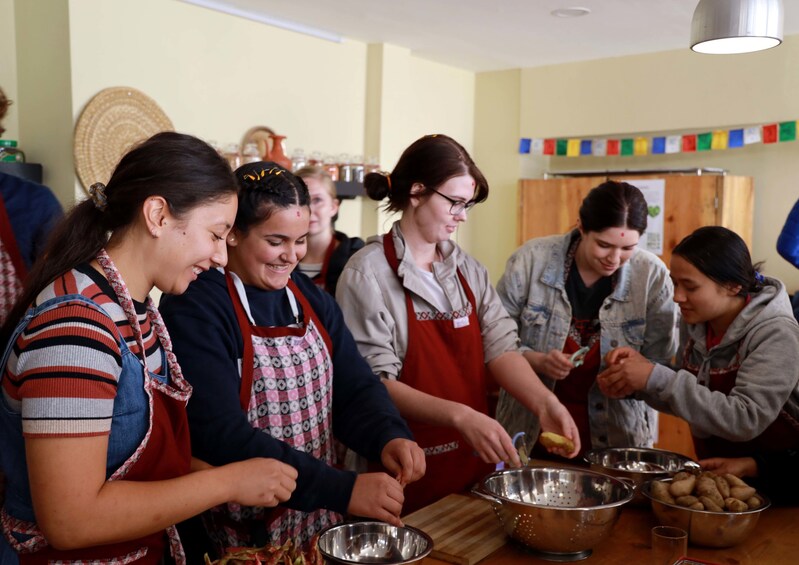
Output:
top-left (160, 269), bottom-right (413, 513)
top-left (0, 172), bottom-right (63, 269)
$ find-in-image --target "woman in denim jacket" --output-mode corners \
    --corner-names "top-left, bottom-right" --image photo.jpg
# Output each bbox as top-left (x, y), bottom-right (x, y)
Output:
top-left (496, 181), bottom-right (678, 457)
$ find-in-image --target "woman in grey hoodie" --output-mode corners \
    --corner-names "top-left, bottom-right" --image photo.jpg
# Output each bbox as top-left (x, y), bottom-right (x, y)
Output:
top-left (598, 226), bottom-right (799, 465)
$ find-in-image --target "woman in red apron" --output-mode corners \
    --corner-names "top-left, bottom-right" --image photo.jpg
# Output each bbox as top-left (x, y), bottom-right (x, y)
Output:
top-left (599, 227), bottom-right (799, 488)
top-left (159, 162), bottom-right (424, 555)
top-left (295, 166), bottom-right (364, 297)
top-left (336, 134), bottom-right (580, 513)
top-left (0, 133), bottom-right (296, 565)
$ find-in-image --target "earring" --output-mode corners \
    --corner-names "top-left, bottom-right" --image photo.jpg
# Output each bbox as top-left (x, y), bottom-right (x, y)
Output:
top-left (228, 235), bottom-right (236, 244)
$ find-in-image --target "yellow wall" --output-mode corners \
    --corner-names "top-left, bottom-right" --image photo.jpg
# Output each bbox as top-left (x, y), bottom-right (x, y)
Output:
top-left (506, 38), bottom-right (799, 292)
top-left (3, 0), bottom-right (476, 252)
top-left (5, 0), bottom-right (798, 293)
top-left (0, 0), bottom-right (19, 140)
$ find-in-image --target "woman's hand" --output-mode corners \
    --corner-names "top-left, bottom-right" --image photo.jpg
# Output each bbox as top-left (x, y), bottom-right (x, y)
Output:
top-left (380, 438), bottom-right (426, 487)
top-left (596, 347), bottom-right (654, 398)
top-left (348, 473), bottom-right (405, 526)
top-left (224, 458), bottom-right (298, 507)
top-left (453, 404), bottom-right (521, 466)
top-left (699, 457), bottom-right (759, 478)
top-left (536, 395), bottom-right (581, 458)
top-left (527, 350), bottom-right (573, 380)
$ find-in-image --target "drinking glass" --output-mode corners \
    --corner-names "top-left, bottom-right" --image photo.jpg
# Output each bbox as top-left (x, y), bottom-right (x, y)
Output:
top-left (651, 525), bottom-right (688, 564)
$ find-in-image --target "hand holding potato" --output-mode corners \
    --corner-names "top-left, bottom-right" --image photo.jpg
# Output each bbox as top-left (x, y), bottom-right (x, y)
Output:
top-left (597, 347), bottom-right (654, 398)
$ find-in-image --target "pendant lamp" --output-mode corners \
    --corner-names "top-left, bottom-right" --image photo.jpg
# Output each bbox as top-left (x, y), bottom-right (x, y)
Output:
top-left (691, 0), bottom-right (783, 54)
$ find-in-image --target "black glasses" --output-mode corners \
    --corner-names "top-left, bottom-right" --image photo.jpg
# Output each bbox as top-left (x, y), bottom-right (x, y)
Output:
top-left (428, 188), bottom-right (477, 215)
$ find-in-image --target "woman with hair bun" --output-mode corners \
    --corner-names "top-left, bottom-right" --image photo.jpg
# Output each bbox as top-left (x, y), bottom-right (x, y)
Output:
top-left (598, 226), bottom-right (799, 464)
top-left (336, 134), bottom-right (579, 513)
top-left (496, 181), bottom-right (678, 459)
top-left (160, 162), bottom-right (423, 554)
top-left (0, 133), bottom-right (297, 565)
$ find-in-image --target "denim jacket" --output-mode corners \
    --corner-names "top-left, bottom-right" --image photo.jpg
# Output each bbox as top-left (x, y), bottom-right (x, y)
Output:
top-left (495, 231), bottom-right (678, 449)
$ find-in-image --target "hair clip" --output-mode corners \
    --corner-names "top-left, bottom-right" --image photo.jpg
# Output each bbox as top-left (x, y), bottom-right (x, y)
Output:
top-left (754, 270), bottom-right (765, 284)
top-left (89, 182), bottom-right (108, 211)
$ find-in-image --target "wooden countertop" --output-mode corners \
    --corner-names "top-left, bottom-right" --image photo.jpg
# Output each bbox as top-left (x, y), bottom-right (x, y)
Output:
top-left (419, 498), bottom-right (799, 565)
top-left (411, 458), bottom-right (798, 565)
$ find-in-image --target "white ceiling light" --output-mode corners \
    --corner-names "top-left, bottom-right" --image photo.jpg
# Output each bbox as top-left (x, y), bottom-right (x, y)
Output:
top-left (691, 0), bottom-right (783, 54)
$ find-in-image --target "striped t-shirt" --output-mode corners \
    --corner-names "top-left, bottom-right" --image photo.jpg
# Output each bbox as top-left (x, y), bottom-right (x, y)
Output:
top-left (1, 265), bottom-right (164, 437)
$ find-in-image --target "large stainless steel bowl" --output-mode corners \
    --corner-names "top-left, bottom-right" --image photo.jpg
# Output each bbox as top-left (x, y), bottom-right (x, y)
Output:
top-left (317, 521), bottom-right (433, 565)
top-left (641, 478), bottom-right (771, 548)
top-left (585, 447), bottom-right (698, 505)
top-left (473, 466), bottom-right (634, 562)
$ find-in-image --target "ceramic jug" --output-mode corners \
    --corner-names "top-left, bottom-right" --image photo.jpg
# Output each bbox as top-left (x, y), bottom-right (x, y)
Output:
top-left (268, 134), bottom-right (293, 170)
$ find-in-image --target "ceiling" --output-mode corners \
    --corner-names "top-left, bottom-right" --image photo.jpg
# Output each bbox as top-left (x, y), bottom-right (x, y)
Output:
top-left (182, 0), bottom-right (799, 72)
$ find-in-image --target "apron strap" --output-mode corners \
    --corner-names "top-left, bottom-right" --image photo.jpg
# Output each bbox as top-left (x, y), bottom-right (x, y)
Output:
top-left (0, 193), bottom-right (28, 279)
top-left (225, 271), bottom-right (258, 411)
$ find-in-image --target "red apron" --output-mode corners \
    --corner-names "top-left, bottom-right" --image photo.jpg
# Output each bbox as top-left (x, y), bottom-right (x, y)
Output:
top-left (310, 237), bottom-right (337, 292)
top-left (207, 272), bottom-right (340, 549)
top-left (0, 193), bottom-right (27, 325)
top-left (14, 249), bottom-right (192, 565)
top-left (383, 234), bottom-right (494, 514)
top-left (681, 338), bottom-right (799, 459)
top-left (553, 337), bottom-right (600, 459)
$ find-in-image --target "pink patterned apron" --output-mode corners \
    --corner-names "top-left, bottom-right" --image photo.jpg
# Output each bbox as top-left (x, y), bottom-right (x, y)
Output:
top-left (208, 272), bottom-right (340, 549)
top-left (0, 193), bottom-right (26, 325)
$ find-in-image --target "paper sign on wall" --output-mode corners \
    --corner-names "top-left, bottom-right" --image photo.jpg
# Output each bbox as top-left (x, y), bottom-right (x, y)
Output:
top-left (626, 179), bottom-right (665, 256)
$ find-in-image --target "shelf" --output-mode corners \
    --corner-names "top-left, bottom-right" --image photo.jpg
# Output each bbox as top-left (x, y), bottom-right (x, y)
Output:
top-left (335, 180), bottom-right (365, 199)
top-left (0, 162), bottom-right (43, 184)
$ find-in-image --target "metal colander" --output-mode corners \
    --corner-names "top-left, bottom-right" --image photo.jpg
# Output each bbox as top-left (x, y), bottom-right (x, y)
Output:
top-left (474, 466), bottom-right (634, 562)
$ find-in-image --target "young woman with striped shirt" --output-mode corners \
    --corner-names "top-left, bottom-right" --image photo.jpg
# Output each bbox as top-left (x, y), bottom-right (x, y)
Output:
top-left (0, 132), bottom-right (297, 565)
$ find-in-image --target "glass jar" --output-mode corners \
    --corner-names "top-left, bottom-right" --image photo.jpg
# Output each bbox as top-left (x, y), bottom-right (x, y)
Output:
top-left (241, 143), bottom-right (261, 164)
top-left (291, 148), bottom-right (307, 171)
top-left (223, 143), bottom-right (241, 170)
top-left (351, 154), bottom-right (365, 184)
top-left (309, 151), bottom-right (323, 167)
top-left (0, 140), bottom-right (25, 163)
top-left (323, 155), bottom-right (339, 181)
top-left (338, 153), bottom-right (352, 182)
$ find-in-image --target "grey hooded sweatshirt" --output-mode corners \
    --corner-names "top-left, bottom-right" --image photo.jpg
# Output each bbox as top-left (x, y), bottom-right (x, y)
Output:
top-left (641, 276), bottom-right (799, 443)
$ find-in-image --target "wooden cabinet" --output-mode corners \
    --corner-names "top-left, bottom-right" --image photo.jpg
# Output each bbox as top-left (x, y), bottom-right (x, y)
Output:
top-left (518, 174), bottom-right (753, 268)
top-left (518, 173), bottom-right (754, 459)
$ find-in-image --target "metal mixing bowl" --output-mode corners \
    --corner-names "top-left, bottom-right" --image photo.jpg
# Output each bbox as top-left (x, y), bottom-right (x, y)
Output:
top-left (473, 466), bottom-right (634, 562)
top-left (641, 478), bottom-right (771, 548)
top-left (317, 521), bottom-right (433, 564)
top-left (585, 447), bottom-right (699, 505)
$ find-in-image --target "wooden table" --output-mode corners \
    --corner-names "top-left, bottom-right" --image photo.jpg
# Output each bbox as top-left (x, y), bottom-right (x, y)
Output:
top-left (420, 502), bottom-right (799, 564)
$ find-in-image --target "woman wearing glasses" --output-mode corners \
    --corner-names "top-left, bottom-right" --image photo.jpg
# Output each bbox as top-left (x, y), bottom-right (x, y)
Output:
top-left (336, 134), bottom-right (579, 513)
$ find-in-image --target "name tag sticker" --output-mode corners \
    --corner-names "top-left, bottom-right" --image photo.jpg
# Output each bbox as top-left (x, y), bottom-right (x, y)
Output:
top-left (453, 316), bottom-right (470, 329)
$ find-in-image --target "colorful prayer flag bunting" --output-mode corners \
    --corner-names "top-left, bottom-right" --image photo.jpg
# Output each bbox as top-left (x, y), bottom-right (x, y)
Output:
top-left (521, 120), bottom-right (799, 158)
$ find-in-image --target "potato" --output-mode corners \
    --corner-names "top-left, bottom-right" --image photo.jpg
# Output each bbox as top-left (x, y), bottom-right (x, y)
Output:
top-left (669, 475), bottom-right (697, 497)
top-left (699, 495), bottom-right (724, 512)
top-left (672, 471), bottom-right (693, 482)
top-left (675, 495), bottom-right (701, 507)
top-left (725, 497), bottom-right (749, 512)
top-left (723, 473), bottom-right (748, 488)
top-left (651, 480), bottom-right (676, 504)
top-left (730, 485), bottom-right (756, 500)
top-left (746, 496), bottom-right (763, 510)
top-left (538, 432), bottom-right (575, 453)
top-left (713, 475), bottom-right (731, 498)
top-left (688, 501), bottom-right (705, 510)
top-left (696, 476), bottom-right (725, 508)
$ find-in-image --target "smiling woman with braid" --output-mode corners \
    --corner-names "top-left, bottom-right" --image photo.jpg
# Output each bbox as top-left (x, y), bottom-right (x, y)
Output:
top-left (160, 162), bottom-right (424, 556)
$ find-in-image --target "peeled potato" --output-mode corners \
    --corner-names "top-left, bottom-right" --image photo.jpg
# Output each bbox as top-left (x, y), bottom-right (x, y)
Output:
top-left (538, 432), bottom-right (576, 453)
